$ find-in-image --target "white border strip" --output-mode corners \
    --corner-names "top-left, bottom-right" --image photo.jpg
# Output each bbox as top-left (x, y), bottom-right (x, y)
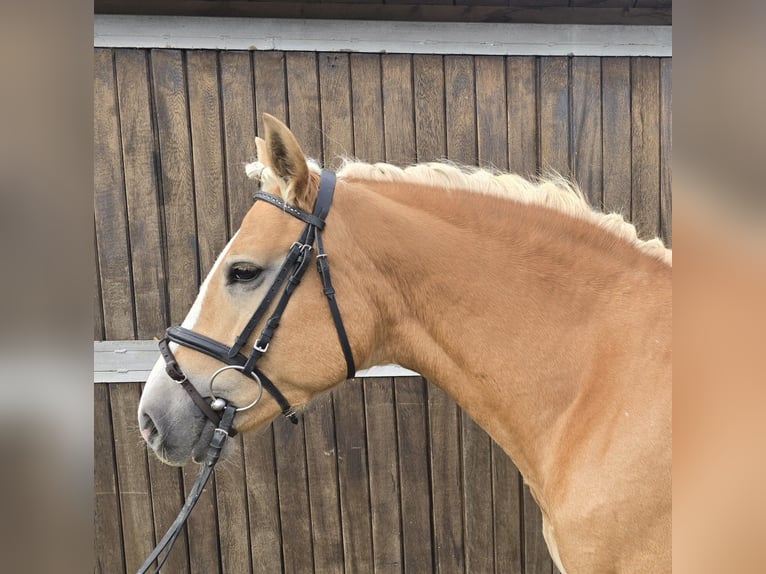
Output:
top-left (94, 340), bottom-right (419, 383)
top-left (95, 15), bottom-right (671, 57)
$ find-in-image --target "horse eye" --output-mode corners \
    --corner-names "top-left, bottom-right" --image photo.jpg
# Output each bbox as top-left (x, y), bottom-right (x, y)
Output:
top-left (228, 264), bottom-right (262, 284)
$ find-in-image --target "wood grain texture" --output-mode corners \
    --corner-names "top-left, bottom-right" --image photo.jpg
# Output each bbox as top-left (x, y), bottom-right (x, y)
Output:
top-left (413, 55), bottom-right (447, 162)
top-left (571, 57), bottom-right (603, 207)
top-left (601, 57), bottom-right (632, 217)
top-left (333, 380), bottom-right (375, 573)
top-left (94, 48), bottom-right (135, 340)
top-left (523, 483), bottom-right (555, 574)
top-left (507, 56), bottom-right (539, 177)
top-left (254, 51), bottom-right (288, 135)
top-left (350, 54), bottom-right (385, 163)
top-left (94, 228), bottom-right (106, 341)
top-left (285, 52), bottom-right (323, 161)
top-left (492, 441), bottom-right (523, 573)
top-left (303, 392), bottom-right (345, 573)
top-left (318, 53), bottom-right (354, 169)
top-left (659, 58), bottom-right (672, 246)
top-left (94, 383), bottom-right (125, 573)
top-left (631, 57), bottom-right (661, 240)
top-left (476, 55), bottom-right (509, 171)
top-left (462, 412), bottom-right (495, 573)
top-left (427, 383), bottom-right (465, 573)
top-left (539, 56), bottom-right (570, 177)
top-left (214, 434), bottom-right (252, 573)
top-left (145, 455), bottom-right (190, 574)
top-left (187, 50), bottom-right (229, 278)
top-left (220, 51), bottom-right (257, 232)
top-left (149, 49), bottom-right (199, 325)
top-left (115, 49), bottom-right (168, 339)
top-left (181, 459), bottom-right (221, 574)
top-left (382, 54), bottom-right (416, 166)
top-left (364, 378), bottom-right (403, 573)
top-left (109, 383), bottom-right (155, 573)
top-left (445, 55), bottom-right (478, 165)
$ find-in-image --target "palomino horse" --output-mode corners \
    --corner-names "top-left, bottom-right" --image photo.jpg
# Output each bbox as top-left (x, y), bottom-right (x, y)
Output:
top-left (139, 114), bottom-right (671, 573)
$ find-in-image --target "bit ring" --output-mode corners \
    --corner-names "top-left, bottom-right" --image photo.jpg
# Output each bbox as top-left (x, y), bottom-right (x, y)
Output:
top-left (208, 365), bottom-right (264, 412)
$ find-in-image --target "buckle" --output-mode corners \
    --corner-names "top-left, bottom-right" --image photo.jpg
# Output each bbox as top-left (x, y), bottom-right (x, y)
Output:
top-left (254, 339), bottom-right (270, 353)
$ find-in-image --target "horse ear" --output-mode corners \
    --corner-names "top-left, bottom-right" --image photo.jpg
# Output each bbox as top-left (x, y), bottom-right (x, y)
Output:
top-left (261, 114), bottom-right (312, 210)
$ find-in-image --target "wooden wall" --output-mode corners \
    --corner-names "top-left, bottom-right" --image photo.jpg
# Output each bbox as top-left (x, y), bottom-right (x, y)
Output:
top-left (94, 48), bottom-right (671, 573)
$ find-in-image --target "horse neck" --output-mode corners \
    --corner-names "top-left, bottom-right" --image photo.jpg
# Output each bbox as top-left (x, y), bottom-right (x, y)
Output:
top-left (332, 178), bottom-right (671, 492)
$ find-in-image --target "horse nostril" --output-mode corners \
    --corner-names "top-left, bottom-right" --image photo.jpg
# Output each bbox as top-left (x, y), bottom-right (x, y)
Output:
top-left (140, 412), bottom-right (158, 442)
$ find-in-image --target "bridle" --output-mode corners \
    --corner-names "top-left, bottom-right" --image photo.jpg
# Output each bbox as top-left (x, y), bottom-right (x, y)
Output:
top-left (137, 169), bottom-right (355, 573)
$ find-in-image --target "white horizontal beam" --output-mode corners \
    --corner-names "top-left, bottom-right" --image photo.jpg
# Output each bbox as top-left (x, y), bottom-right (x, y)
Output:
top-left (94, 340), bottom-right (420, 383)
top-left (94, 15), bottom-right (671, 57)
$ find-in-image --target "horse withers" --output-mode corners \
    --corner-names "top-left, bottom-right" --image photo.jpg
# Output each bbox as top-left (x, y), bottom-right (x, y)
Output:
top-left (139, 114), bottom-right (671, 573)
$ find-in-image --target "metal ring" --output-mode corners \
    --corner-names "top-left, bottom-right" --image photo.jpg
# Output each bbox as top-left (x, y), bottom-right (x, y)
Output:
top-left (208, 365), bottom-right (264, 412)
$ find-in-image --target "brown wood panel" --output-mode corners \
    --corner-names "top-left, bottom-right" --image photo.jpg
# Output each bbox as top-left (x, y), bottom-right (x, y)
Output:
top-left (110, 383), bottom-right (155, 573)
top-left (254, 51), bottom-right (288, 136)
top-left (285, 52), bottom-right (323, 161)
top-left (382, 54), bottom-right (416, 166)
top-left (350, 54), bottom-right (385, 164)
top-left (601, 57), bottom-right (632, 216)
top-left (94, 228), bottom-right (105, 341)
top-left (303, 392), bottom-right (345, 573)
top-left (115, 49), bottom-right (168, 339)
top-left (145, 455), bottom-right (190, 574)
top-left (364, 378), bottom-right (403, 573)
top-left (462, 411), bottom-right (495, 573)
top-left (659, 58), bottom-right (672, 246)
top-left (476, 55), bottom-right (508, 171)
top-left (491, 442), bottom-right (523, 573)
top-left (273, 416), bottom-right (315, 573)
top-left (242, 426), bottom-right (284, 572)
top-left (215, 433), bottom-right (252, 573)
top-left (523, 484), bottom-right (555, 574)
top-left (94, 383), bottom-right (125, 573)
top-left (220, 51), bottom-right (257, 232)
top-left (149, 49), bottom-right (199, 325)
top-left (181, 462), bottom-right (221, 574)
top-left (395, 377), bottom-right (434, 572)
top-left (318, 53), bottom-right (354, 169)
top-left (94, 48), bottom-right (135, 340)
top-left (413, 55), bottom-right (447, 162)
top-left (571, 57), bottom-right (604, 207)
top-left (333, 380), bottom-right (375, 573)
top-left (506, 56), bottom-right (538, 177)
top-left (539, 56), bottom-right (570, 177)
top-left (187, 50), bottom-right (229, 277)
top-left (427, 384), bottom-right (465, 573)
top-left (445, 55), bottom-right (478, 165)
top-left (631, 57), bottom-right (661, 239)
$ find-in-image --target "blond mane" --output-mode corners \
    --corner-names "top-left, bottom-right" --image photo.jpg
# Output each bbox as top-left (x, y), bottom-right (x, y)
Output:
top-left (337, 160), bottom-right (672, 266)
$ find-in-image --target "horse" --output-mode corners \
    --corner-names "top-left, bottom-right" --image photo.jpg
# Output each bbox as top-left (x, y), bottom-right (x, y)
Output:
top-left (138, 114), bottom-right (671, 573)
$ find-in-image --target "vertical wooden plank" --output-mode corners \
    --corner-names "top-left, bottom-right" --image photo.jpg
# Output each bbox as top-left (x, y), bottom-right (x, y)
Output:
top-left (413, 55), bottom-right (447, 163)
top-left (214, 434), bottom-right (252, 574)
top-left (242, 426), bottom-right (284, 572)
top-left (94, 48), bottom-right (135, 340)
top-left (273, 416), bottom-right (315, 573)
top-left (523, 485), bottom-right (554, 574)
top-left (475, 55), bottom-right (508, 171)
top-left (285, 52), bottom-right (322, 162)
top-left (571, 57), bottom-right (603, 207)
top-left (220, 51), bottom-right (257, 233)
top-left (115, 49), bottom-right (167, 339)
top-left (303, 392), bottom-right (345, 573)
top-left (659, 58), bottom-right (672, 246)
top-left (461, 414), bottom-right (494, 573)
top-left (94, 384), bottom-right (125, 574)
top-left (364, 378), bottom-right (403, 573)
top-left (350, 53), bottom-right (385, 163)
top-left (93, 227), bottom-right (105, 341)
top-left (491, 442), bottom-right (522, 573)
top-left (382, 54), bottom-right (416, 165)
top-left (539, 56), bottom-right (570, 177)
top-left (396, 377), bottom-right (434, 572)
top-left (318, 53), bottom-right (354, 169)
top-left (507, 56), bottom-right (538, 177)
top-left (333, 380), bottom-right (374, 573)
top-left (187, 50), bottom-right (228, 278)
top-left (601, 58), bottom-right (632, 217)
top-left (181, 461), bottom-right (220, 574)
top-left (445, 55), bottom-right (477, 165)
top-left (631, 57), bottom-right (661, 238)
top-left (254, 51), bottom-right (287, 137)
top-left (149, 49), bottom-right (198, 325)
top-left (110, 383), bottom-right (154, 573)
top-left (427, 383), bottom-right (464, 573)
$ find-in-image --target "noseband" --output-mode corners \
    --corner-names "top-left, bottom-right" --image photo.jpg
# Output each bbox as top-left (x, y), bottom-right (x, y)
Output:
top-left (158, 169), bottom-right (355, 432)
top-left (138, 169), bottom-right (355, 574)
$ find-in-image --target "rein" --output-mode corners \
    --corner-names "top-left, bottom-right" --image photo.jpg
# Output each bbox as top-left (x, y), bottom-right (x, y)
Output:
top-left (137, 169), bottom-right (355, 573)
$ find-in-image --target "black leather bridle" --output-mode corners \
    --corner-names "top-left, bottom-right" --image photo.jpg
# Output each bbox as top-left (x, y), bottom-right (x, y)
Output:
top-left (138, 169), bottom-right (355, 573)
